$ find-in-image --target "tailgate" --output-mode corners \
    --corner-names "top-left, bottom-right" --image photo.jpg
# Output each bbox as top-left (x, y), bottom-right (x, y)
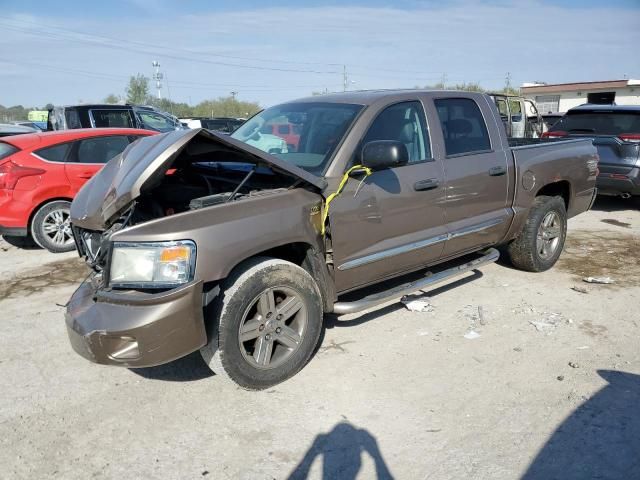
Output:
top-left (591, 136), bottom-right (640, 169)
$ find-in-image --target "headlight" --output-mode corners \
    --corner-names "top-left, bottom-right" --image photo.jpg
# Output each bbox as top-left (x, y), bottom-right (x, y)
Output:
top-left (109, 240), bottom-right (196, 289)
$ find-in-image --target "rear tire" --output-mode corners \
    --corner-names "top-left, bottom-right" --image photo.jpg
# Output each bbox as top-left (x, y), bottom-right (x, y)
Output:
top-left (506, 195), bottom-right (567, 272)
top-left (31, 200), bottom-right (75, 253)
top-left (200, 257), bottom-right (323, 390)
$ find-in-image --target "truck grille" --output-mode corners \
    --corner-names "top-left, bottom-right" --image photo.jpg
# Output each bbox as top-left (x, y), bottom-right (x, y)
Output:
top-left (73, 226), bottom-right (109, 269)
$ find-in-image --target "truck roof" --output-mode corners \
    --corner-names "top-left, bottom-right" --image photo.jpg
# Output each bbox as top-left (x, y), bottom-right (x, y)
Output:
top-left (289, 89), bottom-right (485, 106)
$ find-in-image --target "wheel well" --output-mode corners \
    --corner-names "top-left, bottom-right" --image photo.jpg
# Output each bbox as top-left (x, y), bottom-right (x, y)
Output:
top-left (27, 197), bottom-right (73, 233)
top-left (252, 242), bottom-right (311, 266)
top-left (536, 181), bottom-right (570, 210)
top-left (241, 242), bottom-right (335, 311)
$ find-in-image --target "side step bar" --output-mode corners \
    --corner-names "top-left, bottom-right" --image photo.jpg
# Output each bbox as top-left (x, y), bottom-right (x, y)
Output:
top-left (332, 248), bottom-right (500, 315)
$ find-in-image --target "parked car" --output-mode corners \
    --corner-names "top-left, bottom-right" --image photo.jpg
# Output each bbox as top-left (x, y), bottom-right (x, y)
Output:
top-left (541, 112), bottom-right (564, 132)
top-left (543, 104), bottom-right (640, 199)
top-left (47, 104), bottom-right (184, 133)
top-left (0, 123), bottom-right (39, 138)
top-left (489, 93), bottom-right (543, 138)
top-left (182, 117), bottom-right (245, 133)
top-left (65, 90), bottom-right (597, 389)
top-left (0, 128), bottom-right (156, 252)
top-left (260, 122), bottom-right (302, 151)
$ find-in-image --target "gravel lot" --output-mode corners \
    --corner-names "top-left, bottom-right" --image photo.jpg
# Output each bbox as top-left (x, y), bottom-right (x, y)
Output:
top-left (1, 197), bottom-right (638, 480)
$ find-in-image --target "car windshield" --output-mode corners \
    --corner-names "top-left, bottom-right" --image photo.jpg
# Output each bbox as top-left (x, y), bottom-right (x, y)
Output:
top-left (550, 111), bottom-right (640, 136)
top-left (231, 102), bottom-right (363, 174)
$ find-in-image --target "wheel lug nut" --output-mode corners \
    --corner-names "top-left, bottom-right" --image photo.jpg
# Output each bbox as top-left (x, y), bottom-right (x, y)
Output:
top-left (276, 314), bottom-right (282, 320)
top-left (266, 312), bottom-right (272, 318)
top-left (265, 334), bottom-right (271, 340)
top-left (276, 327), bottom-right (282, 334)
top-left (259, 324), bottom-right (265, 331)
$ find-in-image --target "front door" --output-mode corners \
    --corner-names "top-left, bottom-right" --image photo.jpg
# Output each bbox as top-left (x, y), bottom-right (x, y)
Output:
top-left (432, 97), bottom-right (511, 258)
top-left (328, 100), bottom-right (447, 293)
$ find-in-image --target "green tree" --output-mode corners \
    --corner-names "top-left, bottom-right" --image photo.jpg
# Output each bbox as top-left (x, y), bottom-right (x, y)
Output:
top-left (125, 74), bottom-right (149, 104)
top-left (103, 94), bottom-right (121, 104)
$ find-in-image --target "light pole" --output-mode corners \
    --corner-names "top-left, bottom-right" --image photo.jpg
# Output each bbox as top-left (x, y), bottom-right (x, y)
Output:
top-left (152, 61), bottom-right (163, 100)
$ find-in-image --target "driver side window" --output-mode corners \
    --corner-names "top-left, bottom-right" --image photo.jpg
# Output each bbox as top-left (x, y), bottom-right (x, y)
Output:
top-left (362, 101), bottom-right (431, 164)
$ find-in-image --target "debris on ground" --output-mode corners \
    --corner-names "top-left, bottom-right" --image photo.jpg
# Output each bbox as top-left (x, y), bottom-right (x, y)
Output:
top-left (571, 286), bottom-right (589, 294)
top-left (401, 296), bottom-right (434, 312)
top-left (464, 330), bottom-right (481, 340)
top-left (417, 331), bottom-right (430, 337)
top-left (568, 362), bottom-right (579, 369)
top-left (583, 276), bottom-right (614, 284)
top-left (513, 347), bottom-right (523, 352)
top-left (557, 375), bottom-right (565, 381)
top-left (478, 306), bottom-right (487, 326)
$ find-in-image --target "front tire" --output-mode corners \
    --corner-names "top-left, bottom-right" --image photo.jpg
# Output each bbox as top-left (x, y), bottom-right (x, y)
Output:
top-left (506, 195), bottom-right (567, 272)
top-left (200, 257), bottom-right (323, 390)
top-left (31, 200), bottom-right (75, 253)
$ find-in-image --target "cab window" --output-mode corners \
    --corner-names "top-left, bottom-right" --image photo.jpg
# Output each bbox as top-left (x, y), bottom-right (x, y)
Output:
top-left (435, 98), bottom-right (491, 156)
top-left (362, 101), bottom-right (431, 164)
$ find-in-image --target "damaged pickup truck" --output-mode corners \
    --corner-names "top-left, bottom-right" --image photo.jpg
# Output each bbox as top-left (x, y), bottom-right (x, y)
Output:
top-left (65, 90), bottom-right (598, 389)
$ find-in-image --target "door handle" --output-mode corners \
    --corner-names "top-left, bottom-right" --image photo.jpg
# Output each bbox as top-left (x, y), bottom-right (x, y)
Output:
top-left (414, 178), bottom-right (440, 191)
top-left (488, 166), bottom-right (507, 176)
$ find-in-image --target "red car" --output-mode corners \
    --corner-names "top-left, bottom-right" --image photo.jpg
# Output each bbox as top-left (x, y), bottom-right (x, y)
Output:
top-left (0, 128), bottom-right (156, 252)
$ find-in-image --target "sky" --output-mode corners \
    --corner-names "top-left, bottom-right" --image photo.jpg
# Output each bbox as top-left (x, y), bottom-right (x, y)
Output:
top-left (1, 0), bottom-right (639, 109)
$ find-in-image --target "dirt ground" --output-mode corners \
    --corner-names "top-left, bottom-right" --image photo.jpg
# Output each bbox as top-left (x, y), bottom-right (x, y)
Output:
top-left (0, 197), bottom-right (638, 480)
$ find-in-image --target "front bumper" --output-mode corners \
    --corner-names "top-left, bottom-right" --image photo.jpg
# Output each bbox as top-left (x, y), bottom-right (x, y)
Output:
top-left (65, 277), bottom-right (208, 367)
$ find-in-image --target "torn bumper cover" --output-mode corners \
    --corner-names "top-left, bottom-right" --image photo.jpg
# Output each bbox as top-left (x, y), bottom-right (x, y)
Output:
top-left (65, 278), bottom-right (207, 367)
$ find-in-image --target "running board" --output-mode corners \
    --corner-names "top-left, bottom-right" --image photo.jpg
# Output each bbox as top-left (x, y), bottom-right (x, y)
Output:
top-left (332, 248), bottom-right (500, 315)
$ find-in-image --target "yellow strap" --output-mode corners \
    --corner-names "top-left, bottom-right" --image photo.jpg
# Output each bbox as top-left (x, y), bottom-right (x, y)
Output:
top-left (321, 164), bottom-right (372, 236)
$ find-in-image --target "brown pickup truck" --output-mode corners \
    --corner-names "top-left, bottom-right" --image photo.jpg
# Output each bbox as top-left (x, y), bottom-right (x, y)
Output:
top-left (65, 90), bottom-right (598, 389)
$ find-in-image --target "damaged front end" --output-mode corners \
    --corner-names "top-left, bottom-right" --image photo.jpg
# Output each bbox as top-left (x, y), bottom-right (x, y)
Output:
top-left (65, 128), bottom-right (325, 367)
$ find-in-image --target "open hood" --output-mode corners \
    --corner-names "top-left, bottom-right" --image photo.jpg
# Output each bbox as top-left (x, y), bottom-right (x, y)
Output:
top-left (71, 128), bottom-right (326, 230)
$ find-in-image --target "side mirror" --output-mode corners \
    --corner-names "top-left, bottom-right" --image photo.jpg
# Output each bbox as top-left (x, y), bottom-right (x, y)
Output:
top-left (361, 140), bottom-right (408, 171)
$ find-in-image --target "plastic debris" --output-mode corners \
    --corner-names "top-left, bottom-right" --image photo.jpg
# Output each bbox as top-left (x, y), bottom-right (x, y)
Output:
top-left (464, 330), bottom-right (481, 340)
top-left (583, 276), bottom-right (614, 284)
top-left (571, 286), bottom-right (589, 294)
top-left (568, 361), bottom-right (579, 369)
top-left (557, 375), bottom-right (565, 381)
top-left (478, 306), bottom-right (487, 326)
top-left (401, 297), bottom-right (434, 312)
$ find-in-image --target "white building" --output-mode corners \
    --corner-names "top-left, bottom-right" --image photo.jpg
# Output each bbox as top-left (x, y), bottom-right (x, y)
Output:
top-left (521, 79), bottom-right (640, 114)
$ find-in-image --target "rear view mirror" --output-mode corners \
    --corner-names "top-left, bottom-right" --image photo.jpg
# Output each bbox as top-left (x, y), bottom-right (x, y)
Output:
top-left (361, 140), bottom-right (408, 171)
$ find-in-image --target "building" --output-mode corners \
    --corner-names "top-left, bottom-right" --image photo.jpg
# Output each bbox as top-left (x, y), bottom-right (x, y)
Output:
top-left (521, 79), bottom-right (640, 113)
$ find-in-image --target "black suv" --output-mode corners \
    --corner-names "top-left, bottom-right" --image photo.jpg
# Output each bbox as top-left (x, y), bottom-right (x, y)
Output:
top-left (545, 104), bottom-right (640, 199)
top-left (47, 104), bottom-right (184, 133)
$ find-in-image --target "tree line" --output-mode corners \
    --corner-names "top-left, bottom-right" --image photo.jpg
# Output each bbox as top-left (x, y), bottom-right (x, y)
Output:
top-left (2, 74), bottom-right (522, 122)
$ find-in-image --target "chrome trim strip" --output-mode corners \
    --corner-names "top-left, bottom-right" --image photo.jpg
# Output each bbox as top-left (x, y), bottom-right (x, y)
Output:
top-left (337, 234), bottom-right (448, 271)
top-left (337, 217), bottom-right (505, 271)
top-left (448, 217), bottom-right (505, 240)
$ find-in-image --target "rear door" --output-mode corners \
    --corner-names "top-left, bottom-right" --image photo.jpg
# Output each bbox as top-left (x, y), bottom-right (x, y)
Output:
top-left (64, 135), bottom-right (135, 192)
top-left (432, 96), bottom-right (512, 258)
top-left (329, 100), bottom-right (447, 293)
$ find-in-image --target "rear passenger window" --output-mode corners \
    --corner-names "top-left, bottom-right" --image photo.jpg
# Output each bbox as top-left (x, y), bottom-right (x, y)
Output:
top-left (363, 101), bottom-right (431, 164)
top-left (35, 143), bottom-right (71, 162)
top-left (435, 98), bottom-right (491, 156)
top-left (75, 136), bottom-right (130, 164)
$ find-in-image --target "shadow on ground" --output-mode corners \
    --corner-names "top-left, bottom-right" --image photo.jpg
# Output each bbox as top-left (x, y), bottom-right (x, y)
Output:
top-left (590, 196), bottom-right (638, 212)
top-left (523, 370), bottom-right (640, 480)
top-left (129, 351), bottom-right (214, 382)
top-left (288, 421), bottom-right (394, 479)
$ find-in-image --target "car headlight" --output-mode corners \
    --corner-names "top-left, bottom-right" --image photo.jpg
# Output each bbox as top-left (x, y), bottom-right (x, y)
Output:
top-left (109, 240), bottom-right (196, 289)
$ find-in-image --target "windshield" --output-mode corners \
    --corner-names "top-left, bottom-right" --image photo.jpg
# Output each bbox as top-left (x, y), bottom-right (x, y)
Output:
top-left (550, 111), bottom-right (640, 136)
top-left (231, 102), bottom-right (363, 174)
